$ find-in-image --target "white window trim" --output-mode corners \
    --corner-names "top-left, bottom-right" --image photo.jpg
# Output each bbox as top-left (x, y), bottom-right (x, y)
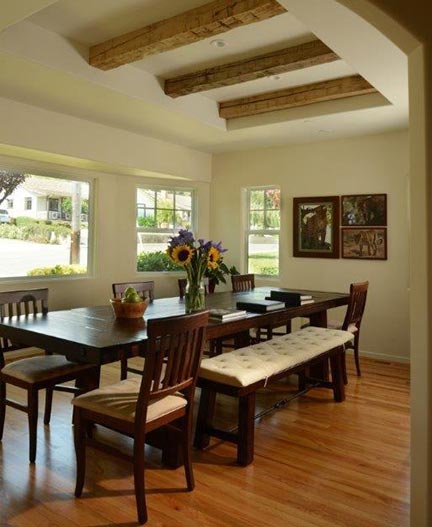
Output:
top-left (0, 158), bottom-right (95, 283)
top-left (245, 186), bottom-right (281, 278)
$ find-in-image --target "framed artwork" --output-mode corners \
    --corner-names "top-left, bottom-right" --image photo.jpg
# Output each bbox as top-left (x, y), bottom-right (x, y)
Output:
top-left (341, 194), bottom-right (387, 226)
top-left (341, 228), bottom-right (387, 260)
top-left (293, 196), bottom-right (340, 258)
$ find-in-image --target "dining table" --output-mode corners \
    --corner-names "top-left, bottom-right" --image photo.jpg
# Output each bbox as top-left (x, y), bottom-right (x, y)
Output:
top-left (0, 286), bottom-right (349, 466)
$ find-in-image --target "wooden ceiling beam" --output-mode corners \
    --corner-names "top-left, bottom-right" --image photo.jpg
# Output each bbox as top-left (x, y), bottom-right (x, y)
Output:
top-left (89, 0), bottom-right (287, 71)
top-left (165, 40), bottom-right (339, 98)
top-left (219, 75), bottom-right (377, 119)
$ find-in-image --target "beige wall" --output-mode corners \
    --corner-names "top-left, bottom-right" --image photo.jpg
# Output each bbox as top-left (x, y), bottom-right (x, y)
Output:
top-left (212, 130), bottom-right (409, 361)
top-left (0, 97), bottom-right (212, 182)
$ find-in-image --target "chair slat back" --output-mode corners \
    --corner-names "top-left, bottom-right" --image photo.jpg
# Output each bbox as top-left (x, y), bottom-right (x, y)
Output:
top-left (135, 311), bottom-right (208, 426)
top-left (231, 273), bottom-right (255, 292)
top-left (342, 281), bottom-right (369, 331)
top-left (178, 278), bottom-right (187, 299)
top-left (112, 281), bottom-right (155, 302)
top-left (0, 288), bottom-right (49, 366)
top-left (178, 278), bottom-right (208, 298)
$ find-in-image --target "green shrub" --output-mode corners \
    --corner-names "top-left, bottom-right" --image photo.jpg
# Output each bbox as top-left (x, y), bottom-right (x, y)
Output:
top-left (0, 222), bottom-right (71, 244)
top-left (137, 251), bottom-right (182, 272)
top-left (137, 216), bottom-right (156, 228)
top-left (27, 264), bottom-right (87, 276)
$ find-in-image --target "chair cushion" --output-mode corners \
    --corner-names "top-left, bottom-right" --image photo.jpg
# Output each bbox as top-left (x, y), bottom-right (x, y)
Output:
top-left (4, 346), bottom-right (45, 364)
top-left (199, 326), bottom-right (353, 388)
top-left (1, 355), bottom-right (95, 384)
top-left (327, 320), bottom-right (358, 334)
top-left (72, 377), bottom-right (187, 423)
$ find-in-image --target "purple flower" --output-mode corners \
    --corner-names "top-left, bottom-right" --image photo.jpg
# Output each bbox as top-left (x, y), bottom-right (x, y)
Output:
top-left (168, 229), bottom-right (195, 247)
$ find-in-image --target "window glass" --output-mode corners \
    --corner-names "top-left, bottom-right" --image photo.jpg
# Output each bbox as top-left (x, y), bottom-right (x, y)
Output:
top-left (246, 187), bottom-right (280, 276)
top-left (0, 172), bottom-right (91, 278)
top-left (137, 187), bottom-right (194, 272)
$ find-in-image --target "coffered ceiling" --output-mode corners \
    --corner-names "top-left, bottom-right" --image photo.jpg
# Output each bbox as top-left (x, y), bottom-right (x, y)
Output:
top-left (0, 0), bottom-right (408, 153)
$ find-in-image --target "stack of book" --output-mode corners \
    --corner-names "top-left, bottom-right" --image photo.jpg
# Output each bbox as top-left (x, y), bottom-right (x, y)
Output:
top-left (235, 299), bottom-right (285, 313)
top-left (265, 290), bottom-right (315, 307)
top-left (209, 308), bottom-right (248, 321)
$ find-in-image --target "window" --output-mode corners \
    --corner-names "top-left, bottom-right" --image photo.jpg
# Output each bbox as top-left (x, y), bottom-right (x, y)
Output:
top-left (136, 187), bottom-right (194, 272)
top-left (0, 172), bottom-right (91, 279)
top-left (246, 187), bottom-right (280, 276)
top-left (6, 199), bottom-right (13, 209)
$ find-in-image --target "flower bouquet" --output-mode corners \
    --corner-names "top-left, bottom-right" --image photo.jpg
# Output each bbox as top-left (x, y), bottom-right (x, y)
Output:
top-left (167, 229), bottom-right (226, 312)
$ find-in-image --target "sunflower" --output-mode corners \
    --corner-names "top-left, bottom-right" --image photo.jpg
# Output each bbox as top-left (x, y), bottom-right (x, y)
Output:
top-left (171, 244), bottom-right (194, 266)
top-left (207, 246), bottom-right (221, 270)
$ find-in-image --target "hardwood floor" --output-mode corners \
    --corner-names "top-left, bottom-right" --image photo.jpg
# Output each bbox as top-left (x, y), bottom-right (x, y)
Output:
top-left (0, 356), bottom-right (410, 527)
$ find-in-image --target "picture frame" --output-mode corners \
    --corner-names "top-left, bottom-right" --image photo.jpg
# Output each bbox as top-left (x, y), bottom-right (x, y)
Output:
top-left (341, 227), bottom-right (387, 260)
top-left (341, 194), bottom-right (387, 226)
top-left (293, 196), bottom-right (340, 258)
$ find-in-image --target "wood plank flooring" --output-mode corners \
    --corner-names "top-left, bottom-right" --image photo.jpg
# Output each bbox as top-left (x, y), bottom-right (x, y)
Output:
top-left (0, 357), bottom-right (410, 527)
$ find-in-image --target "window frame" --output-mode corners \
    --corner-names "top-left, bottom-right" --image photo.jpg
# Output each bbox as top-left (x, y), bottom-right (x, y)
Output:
top-left (136, 185), bottom-right (196, 274)
top-left (0, 164), bottom-right (94, 283)
top-left (245, 186), bottom-right (281, 278)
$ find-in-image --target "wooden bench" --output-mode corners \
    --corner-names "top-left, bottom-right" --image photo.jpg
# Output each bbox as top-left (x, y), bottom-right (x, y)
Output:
top-left (194, 326), bottom-right (353, 466)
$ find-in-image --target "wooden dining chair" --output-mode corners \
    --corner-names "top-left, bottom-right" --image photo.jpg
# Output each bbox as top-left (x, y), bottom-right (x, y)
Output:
top-left (210, 273), bottom-right (258, 354)
top-left (230, 274), bottom-right (290, 342)
top-left (328, 281), bottom-right (369, 379)
top-left (231, 273), bottom-right (255, 292)
top-left (72, 311), bottom-right (208, 525)
top-left (178, 278), bottom-right (209, 299)
top-left (112, 281), bottom-right (155, 302)
top-left (0, 288), bottom-right (99, 463)
top-left (112, 281), bottom-right (155, 380)
top-left (178, 278), bottom-right (187, 299)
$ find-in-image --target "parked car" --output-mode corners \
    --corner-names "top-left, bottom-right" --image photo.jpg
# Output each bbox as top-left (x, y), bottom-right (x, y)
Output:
top-left (0, 209), bottom-right (10, 223)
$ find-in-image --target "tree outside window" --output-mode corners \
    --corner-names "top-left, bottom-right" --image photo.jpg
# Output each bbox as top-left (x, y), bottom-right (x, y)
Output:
top-left (0, 172), bottom-right (91, 278)
top-left (246, 187), bottom-right (280, 276)
top-left (136, 187), bottom-right (194, 272)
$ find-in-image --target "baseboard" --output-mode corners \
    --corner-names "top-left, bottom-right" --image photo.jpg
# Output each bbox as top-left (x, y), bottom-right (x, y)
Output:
top-left (348, 348), bottom-right (409, 364)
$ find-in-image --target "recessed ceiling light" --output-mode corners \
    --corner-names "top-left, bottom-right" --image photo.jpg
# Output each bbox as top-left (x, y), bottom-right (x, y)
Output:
top-left (211, 39), bottom-right (227, 48)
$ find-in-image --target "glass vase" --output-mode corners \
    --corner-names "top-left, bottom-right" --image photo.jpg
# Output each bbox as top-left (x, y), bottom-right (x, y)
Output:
top-left (185, 278), bottom-right (206, 313)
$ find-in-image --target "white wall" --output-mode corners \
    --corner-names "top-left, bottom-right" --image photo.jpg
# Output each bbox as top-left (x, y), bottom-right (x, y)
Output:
top-left (211, 130), bottom-right (409, 361)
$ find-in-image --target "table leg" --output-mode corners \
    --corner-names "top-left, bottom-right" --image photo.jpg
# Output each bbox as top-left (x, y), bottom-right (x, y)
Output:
top-left (308, 310), bottom-right (329, 381)
top-left (234, 330), bottom-right (251, 349)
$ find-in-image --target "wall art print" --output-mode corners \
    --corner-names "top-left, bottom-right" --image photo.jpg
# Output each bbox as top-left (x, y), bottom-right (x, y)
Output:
top-left (341, 194), bottom-right (387, 226)
top-left (341, 227), bottom-right (387, 260)
top-left (293, 196), bottom-right (340, 258)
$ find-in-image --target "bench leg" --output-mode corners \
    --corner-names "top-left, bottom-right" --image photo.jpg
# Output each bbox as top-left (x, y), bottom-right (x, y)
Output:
top-left (194, 388), bottom-right (216, 450)
top-left (237, 392), bottom-right (256, 466)
top-left (330, 349), bottom-right (345, 402)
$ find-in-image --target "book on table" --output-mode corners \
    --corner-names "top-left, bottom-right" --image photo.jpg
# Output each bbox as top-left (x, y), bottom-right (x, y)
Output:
top-left (236, 300), bottom-right (285, 313)
top-left (267, 290), bottom-right (315, 307)
top-left (209, 308), bottom-right (248, 321)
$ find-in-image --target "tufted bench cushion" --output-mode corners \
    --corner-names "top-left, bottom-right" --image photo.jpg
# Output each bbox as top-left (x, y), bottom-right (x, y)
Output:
top-left (199, 326), bottom-right (353, 388)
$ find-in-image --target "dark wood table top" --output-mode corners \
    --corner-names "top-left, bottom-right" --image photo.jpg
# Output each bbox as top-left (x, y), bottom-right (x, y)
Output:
top-left (0, 287), bottom-right (349, 364)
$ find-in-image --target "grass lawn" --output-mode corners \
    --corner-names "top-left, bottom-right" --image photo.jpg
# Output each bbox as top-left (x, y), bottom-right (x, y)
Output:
top-left (248, 252), bottom-right (278, 275)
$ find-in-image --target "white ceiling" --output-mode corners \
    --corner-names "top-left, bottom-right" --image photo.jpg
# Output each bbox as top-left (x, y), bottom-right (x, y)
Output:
top-left (0, 0), bottom-right (408, 154)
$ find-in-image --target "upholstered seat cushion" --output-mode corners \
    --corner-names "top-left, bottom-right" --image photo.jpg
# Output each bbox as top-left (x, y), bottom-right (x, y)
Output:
top-left (3, 346), bottom-right (45, 364)
top-left (327, 320), bottom-right (358, 334)
top-left (72, 377), bottom-right (187, 423)
top-left (1, 355), bottom-right (94, 384)
top-left (199, 326), bottom-right (353, 388)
